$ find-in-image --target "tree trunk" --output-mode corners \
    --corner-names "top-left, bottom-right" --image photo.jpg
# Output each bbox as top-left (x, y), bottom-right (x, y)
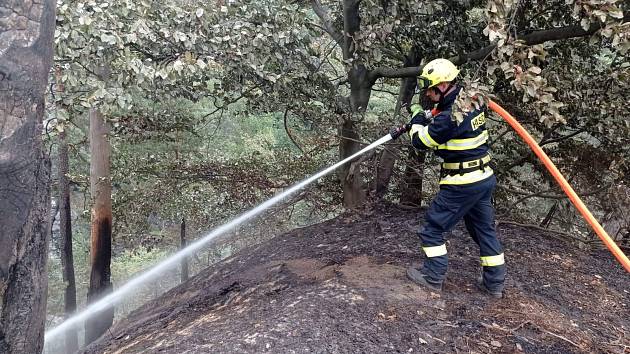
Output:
top-left (58, 126), bottom-right (79, 352)
top-left (375, 145), bottom-right (397, 198)
top-left (180, 218), bottom-right (189, 283)
top-left (0, 1), bottom-right (56, 352)
top-left (398, 48), bottom-right (426, 207)
top-left (85, 108), bottom-right (114, 344)
top-left (337, 0), bottom-right (371, 209)
top-left (539, 201), bottom-right (558, 228)
top-left (399, 149), bottom-right (426, 207)
top-left (338, 119), bottom-right (365, 208)
top-left (376, 48), bottom-right (422, 200)
top-left (339, 62), bottom-right (378, 208)
top-left (55, 67), bottom-right (79, 353)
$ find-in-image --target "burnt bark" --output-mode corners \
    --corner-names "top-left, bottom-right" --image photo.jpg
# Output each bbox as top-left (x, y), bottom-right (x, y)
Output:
top-left (85, 108), bottom-right (114, 344)
top-left (540, 201), bottom-right (558, 229)
top-left (180, 218), bottom-right (189, 283)
top-left (55, 68), bottom-right (79, 353)
top-left (0, 1), bottom-right (56, 353)
top-left (58, 127), bottom-right (79, 352)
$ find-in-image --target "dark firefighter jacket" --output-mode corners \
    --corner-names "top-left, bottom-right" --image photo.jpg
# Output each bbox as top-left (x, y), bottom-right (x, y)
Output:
top-left (409, 86), bottom-right (493, 186)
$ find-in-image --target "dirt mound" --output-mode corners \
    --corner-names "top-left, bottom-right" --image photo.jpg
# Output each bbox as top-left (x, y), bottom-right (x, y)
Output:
top-left (83, 204), bottom-right (629, 353)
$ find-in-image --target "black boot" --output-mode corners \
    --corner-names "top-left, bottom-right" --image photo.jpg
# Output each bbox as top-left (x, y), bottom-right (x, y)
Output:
top-left (406, 265), bottom-right (442, 292)
top-left (476, 278), bottom-right (503, 299)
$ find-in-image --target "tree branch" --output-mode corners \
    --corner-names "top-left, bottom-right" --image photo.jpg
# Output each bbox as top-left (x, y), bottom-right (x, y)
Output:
top-left (538, 128), bottom-right (586, 146)
top-left (342, 0), bottom-right (360, 61)
top-left (498, 182), bottom-right (611, 200)
top-left (200, 85), bottom-right (258, 121)
top-left (370, 13), bottom-right (629, 80)
top-left (283, 107), bottom-right (304, 154)
top-left (311, 0), bottom-right (343, 47)
top-left (497, 220), bottom-right (589, 244)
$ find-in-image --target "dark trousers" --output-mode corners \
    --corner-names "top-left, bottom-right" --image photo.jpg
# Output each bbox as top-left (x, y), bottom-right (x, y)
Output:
top-left (419, 175), bottom-right (506, 291)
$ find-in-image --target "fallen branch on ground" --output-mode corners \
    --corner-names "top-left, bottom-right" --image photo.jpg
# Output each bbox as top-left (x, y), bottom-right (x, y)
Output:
top-left (497, 220), bottom-right (588, 244)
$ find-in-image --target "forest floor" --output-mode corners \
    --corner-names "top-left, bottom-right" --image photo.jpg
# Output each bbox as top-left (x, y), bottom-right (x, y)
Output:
top-left (83, 203), bottom-right (629, 354)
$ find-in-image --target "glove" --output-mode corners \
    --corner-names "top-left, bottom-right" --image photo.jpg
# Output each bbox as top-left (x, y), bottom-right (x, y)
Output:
top-left (389, 123), bottom-right (411, 140)
top-left (409, 104), bottom-right (432, 126)
top-left (409, 103), bottom-right (422, 117)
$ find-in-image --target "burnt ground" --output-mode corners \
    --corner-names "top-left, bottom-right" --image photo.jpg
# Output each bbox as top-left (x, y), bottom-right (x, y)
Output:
top-left (83, 203), bottom-right (629, 354)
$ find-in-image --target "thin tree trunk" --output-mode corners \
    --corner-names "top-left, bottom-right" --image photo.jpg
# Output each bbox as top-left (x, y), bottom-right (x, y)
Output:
top-left (399, 149), bottom-right (425, 207)
top-left (56, 68), bottom-right (79, 353)
top-left (375, 145), bottom-right (397, 198)
top-left (376, 47), bottom-right (423, 200)
top-left (0, 0), bottom-right (56, 352)
top-left (540, 201), bottom-right (558, 228)
top-left (398, 48), bottom-right (426, 207)
top-left (339, 119), bottom-right (365, 208)
top-left (180, 218), bottom-right (189, 282)
top-left (59, 128), bottom-right (79, 352)
top-left (337, 0), bottom-right (370, 208)
top-left (85, 108), bottom-right (114, 344)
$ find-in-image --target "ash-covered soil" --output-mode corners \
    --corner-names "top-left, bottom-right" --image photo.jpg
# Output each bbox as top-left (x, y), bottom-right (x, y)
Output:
top-left (83, 204), bottom-right (629, 353)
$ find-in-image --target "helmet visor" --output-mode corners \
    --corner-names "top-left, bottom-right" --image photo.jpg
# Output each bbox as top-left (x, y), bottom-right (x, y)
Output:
top-left (417, 76), bottom-right (432, 90)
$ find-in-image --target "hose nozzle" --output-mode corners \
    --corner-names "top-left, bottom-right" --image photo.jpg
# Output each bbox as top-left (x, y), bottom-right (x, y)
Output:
top-left (389, 123), bottom-right (411, 140)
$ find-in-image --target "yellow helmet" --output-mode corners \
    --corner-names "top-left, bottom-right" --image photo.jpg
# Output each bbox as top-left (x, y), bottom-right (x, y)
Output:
top-left (418, 58), bottom-right (460, 89)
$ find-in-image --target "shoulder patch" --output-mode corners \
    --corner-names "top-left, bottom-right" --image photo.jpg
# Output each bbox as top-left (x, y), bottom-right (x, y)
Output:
top-left (470, 112), bottom-right (486, 131)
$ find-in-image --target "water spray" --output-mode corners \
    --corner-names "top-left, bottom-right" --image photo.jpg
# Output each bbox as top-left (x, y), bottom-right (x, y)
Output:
top-left (44, 133), bottom-right (394, 345)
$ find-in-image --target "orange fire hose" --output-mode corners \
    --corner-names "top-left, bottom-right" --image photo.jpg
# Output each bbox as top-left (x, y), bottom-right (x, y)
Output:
top-left (488, 100), bottom-right (630, 273)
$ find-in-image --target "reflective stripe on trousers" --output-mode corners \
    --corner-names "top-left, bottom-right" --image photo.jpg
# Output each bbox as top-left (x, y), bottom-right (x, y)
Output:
top-left (423, 244), bottom-right (447, 258)
top-left (480, 253), bottom-right (505, 267)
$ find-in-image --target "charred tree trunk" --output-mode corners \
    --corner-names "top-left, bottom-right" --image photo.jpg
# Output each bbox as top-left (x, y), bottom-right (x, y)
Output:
top-left (180, 218), bottom-right (189, 282)
top-left (85, 108), bottom-right (114, 344)
top-left (56, 68), bottom-right (79, 353)
top-left (0, 1), bottom-right (56, 353)
top-left (59, 127), bottom-right (79, 352)
top-left (540, 201), bottom-right (558, 228)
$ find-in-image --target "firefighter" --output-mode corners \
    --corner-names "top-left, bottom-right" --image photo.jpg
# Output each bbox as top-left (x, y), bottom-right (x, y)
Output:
top-left (405, 58), bottom-right (506, 298)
